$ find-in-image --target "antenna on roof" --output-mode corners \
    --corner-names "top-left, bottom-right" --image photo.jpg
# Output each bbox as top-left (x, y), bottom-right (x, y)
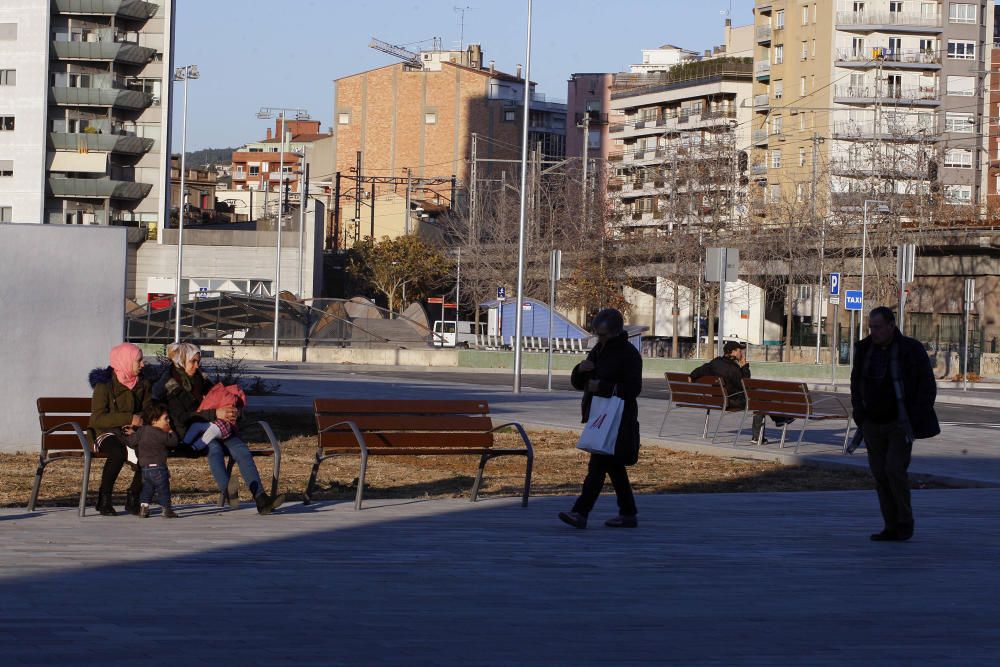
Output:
top-left (454, 6), bottom-right (473, 51)
top-left (369, 37), bottom-right (422, 68)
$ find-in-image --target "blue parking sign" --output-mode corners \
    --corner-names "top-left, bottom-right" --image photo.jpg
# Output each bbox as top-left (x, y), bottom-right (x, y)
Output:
top-left (845, 290), bottom-right (863, 311)
top-left (829, 272), bottom-right (841, 296)
top-left (497, 286), bottom-right (506, 300)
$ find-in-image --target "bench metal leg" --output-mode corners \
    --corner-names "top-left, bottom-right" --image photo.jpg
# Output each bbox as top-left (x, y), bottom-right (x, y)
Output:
top-left (710, 411), bottom-right (728, 444)
top-left (79, 451), bottom-right (92, 518)
top-left (657, 404), bottom-right (674, 438)
top-left (218, 458), bottom-right (237, 508)
top-left (470, 452), bottom-right (489, 502)
top-left (702, 410), bottom-right (711, 439)
top-left (354, 450), bottom-right (369, 510)
top-left (521, 452), bottom-right (533, 508)
top-left (303, 454), bottom-right (322, 505)
top-left (28, 459), bottom-right (45, 512)
top-left (778, 423), bottom-right (790, 449)
top-left (841, 420), bottom-right (853, 455)
top-left (733, 409), bottom-right (749, 446)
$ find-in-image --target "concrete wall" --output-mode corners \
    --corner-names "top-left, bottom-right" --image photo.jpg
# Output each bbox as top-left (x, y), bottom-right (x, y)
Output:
top-left (0, 225), bottom-right (126, 451)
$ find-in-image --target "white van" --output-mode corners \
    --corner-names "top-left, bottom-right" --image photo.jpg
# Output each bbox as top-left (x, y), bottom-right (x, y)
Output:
top-left (433, 321), bottom-right (485, 348)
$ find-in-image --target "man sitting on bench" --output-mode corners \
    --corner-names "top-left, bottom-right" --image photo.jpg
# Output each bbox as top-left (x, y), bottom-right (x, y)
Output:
top-left (690, 341), bottom-right (791, 444)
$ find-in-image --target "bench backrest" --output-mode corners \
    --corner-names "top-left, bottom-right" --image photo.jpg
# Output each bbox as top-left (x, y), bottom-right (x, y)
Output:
top-left (36, 397), bottom-right (92, 453)
top-left (743, 379), bottom-right (810, 416)
top-left (664, 372), bottom-right (728, 410)
top-left (314, 399), bottom-right (495, 451)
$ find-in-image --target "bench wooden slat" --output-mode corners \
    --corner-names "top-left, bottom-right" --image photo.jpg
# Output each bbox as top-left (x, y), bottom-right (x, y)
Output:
top-left (668, 384), bottom-right (728, 398)
top-left (321, 447), bottom-right (492, 456)
top-left (315, 399), bottom-right (489, 415)
top-left (41, 433), bottom-right (89, 450)
top-left (744, 379), bottom-right (807, 392)
top-left (316, 415), bottom-right (494, 432)
top-left (39, 414), bottom-right (92, 431)
top-left (748, 400), bottom-right (811, 414)
top-left (36, 397), bottom-right (92, 413)
top-left (320, 431), bottom-right (494, 449)
top-left (672, 395), bottom-right (733, 409)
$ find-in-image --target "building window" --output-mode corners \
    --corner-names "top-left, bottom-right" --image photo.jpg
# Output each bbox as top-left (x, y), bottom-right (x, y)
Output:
top-left (771, 149), bottom-right (782, 168)
top-left (504, 110), bottom-right (516, 122)
top-left (0, 116), bottom-right (13, 131)
top-left (425, 112), bottom-right (437, 124)
top-left (799, 147), bottom-right (807, 167)
top-left (945, 113), bottom-right (974, 133)
top-left (801, 41), bottom-right (808, 60)
top-left (944, 148), bottom-right (973, 168)
top-left (772, 115), bottom-right (783, 135)
top-left (889, 1), bottom-right (903, 15)
top-left (796, 184), bottom-right (806, 202)
top-left (0, 206), bottom-right (11, 222)
top-left (949, 3), bottom-right (976, 24)
top-left (947, 75), bottom-right (975, 96)
top-left (945, 185), bottom-right (973, 203)
top-left (802, 6), bottom-right (809, 24)
top-left (811, 39), bottom-right (816, 57)
top-left (0, 69), bottom-right (14, 85)
top-left (773, 79), bottom-right (783, 99)
top-left (774, 44), bottom-right (783, 64)
top-left (0, 160), bottom-right (12, 177)
top-left (800, 76), bottom-right (806, 96)
top-left (769, 184), bottom-right (781, 202)
top-left (947, 40), bottom-right (975, 60)
top-left (338, 112), bottom-right (350, 125)
top-left (0, 23), bottom-right (16, 40)
top-left (776, 9), bottom-right (784, 28)
top-left (799, 114), bottom-right (806, 131)
top-left (249, 166), bottom-right (259, 176)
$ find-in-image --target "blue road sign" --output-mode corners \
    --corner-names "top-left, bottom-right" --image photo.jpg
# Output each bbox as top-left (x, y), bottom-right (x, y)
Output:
top-left (497, 286), bottom-right (506, 300)
top-left (829, 272), bottom-right (841, 296)
top-left (845, 290), bottom-right (863, 311)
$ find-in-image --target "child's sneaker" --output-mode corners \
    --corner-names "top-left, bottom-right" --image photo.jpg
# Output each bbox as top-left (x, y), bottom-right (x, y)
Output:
top-left (138, 503), bottom-right (150, 518)
top-left (162, 507), bottom-right (178, 519)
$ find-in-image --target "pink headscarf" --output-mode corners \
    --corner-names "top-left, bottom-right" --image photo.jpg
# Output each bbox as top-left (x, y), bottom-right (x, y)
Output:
top-left (109, 343), bottom-right (143, 390)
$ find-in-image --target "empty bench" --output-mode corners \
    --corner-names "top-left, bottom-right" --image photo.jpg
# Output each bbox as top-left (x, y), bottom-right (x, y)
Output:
top-left (735, 379), bottom-right (853, 452)
top-left (31, 397), bottom-right (283, 517)
top-left (659, 372), bottom-right (744, 444)
top-left (305, 399), bottom-right (534, 510)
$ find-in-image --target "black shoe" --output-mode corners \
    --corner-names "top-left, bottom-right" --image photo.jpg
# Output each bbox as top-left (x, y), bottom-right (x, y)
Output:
top-left (96, 492), bottom-right (117, 517)
top-left (124, 490), bottom-right (140, 516)
top-left (604, 515), bottom-right (638, 528)
top-left (162, 507), bottom-right (178, 519)
top-left (870, 529), bottom-right (903, 542)
top-left (753, 436), bottom-right (770, 445)
top-left (558, 511), bottom-right (587, 529)
top-left (254, 492), bottom-right (284, 515)
top-left (897, 525), bottom-right (914, 541)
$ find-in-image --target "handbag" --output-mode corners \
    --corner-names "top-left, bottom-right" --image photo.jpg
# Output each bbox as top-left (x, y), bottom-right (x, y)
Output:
top-left (576, 393), bottom-right (625, 456)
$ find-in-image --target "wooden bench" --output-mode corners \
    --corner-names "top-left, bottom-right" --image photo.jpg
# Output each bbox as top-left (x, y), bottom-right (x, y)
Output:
top-left (735, 379), bottom-right (853, 453)
top-left (659, 372), bottom-right (744, 444)
top-left (305, 399), bottom-right (534, 510)
top-left (30, 397), bottom-right (283, 517)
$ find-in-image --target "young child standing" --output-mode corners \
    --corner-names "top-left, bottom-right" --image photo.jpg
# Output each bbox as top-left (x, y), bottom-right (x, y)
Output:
top-left (124, 402), bottom-right (179, 518)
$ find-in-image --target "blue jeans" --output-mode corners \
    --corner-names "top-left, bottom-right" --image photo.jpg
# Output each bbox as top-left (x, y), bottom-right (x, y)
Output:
top-left (140, 466), bottom-right (172, 508)
top-left (206, 437), bottom-right (264, 498)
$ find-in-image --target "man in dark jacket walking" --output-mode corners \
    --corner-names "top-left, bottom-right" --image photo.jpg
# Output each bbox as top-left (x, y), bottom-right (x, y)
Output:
top-left (690, 341), bottom-right (783, 443)
top-left (851, 306), bottom-right (939, 542)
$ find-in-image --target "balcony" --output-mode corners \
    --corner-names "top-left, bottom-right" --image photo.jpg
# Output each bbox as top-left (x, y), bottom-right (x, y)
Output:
top-left (753, 93), bottom-right (770, 112)
top-left (831, 121), bottom-right (935, 141)
top-left (834, 48), bottom-right (941, 70)
top-left (756, 26), bottom-right (771, 44)
top-left (49, 177), bottom-right (153, 201)
top-left (752, 129), bottom-right (768, 146)
top-left (52, 40), bottom-right (157, 66)
top-left (49, 132), bottom-right (154, 155)
top-left (53, 0), bottom-right (160, 21)
top-left (829, 158), bottom-right (927, 179)
top-left (829, 191), bottom-right (925, 211)
top-left (755, 61), bottom-right (771, 80)
top-left (832, 85), bottom-right (939, 106)
top-left (750, 164), bottom-right (768, 177)
top-left (232, 170), bottom-right (247, 181)
top-left (51, 86), bottom-right (153, 110)
top-left (834, 11), bottom-right (942, 33)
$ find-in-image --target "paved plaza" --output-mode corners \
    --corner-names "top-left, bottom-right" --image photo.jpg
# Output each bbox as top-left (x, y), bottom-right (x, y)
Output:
top-left (2, 490), bottom-right (999, 665)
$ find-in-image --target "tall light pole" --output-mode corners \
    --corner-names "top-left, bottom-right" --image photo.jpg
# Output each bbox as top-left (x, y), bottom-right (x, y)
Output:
top-left (512, 0), bottom-right (533, 394)
top-left (257, 106), bottom-right (309, 361)
top-left (172, 64), bottom-right (199, 343)
top-left (860, 199), bottom-right (889, 341)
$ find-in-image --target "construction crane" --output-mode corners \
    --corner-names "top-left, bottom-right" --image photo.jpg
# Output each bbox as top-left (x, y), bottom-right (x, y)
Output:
top-left (369, 38), bottom-right (423, 69)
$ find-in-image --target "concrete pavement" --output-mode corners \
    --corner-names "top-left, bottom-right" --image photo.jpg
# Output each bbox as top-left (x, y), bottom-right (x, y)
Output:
top-left (2, 490), bottom-right (999, 665)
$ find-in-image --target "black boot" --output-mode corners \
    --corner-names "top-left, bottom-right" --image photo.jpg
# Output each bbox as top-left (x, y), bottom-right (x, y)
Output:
top-left (254, 491), bottom-right (285, 515)
top-left (124, 489), bottom-right (140, 516)
top-left (96, 491), bottom-right (116, 517)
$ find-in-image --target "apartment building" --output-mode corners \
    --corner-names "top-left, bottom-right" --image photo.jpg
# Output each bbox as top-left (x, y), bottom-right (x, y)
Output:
top-left (331, 43), bottom-right (567, 227)
top-left (986, 4), bottom-right (1000, 207)
top-left (230, 118), bottom-right (330, 196)
top-left (606, 24), bottom-right (755, 235)
top-left (0, 0), bottom-right (174, 231)
top-left (752, 0), bottom-right (993, 213)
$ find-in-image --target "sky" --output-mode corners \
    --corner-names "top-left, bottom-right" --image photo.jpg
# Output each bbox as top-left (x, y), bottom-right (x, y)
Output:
top-left (171, 0), bottom-right (756, 151)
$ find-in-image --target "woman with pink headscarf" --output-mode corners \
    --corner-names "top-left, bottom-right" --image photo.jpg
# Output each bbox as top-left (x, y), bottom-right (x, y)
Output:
top-left (88, 342), bottom-right (152, 516)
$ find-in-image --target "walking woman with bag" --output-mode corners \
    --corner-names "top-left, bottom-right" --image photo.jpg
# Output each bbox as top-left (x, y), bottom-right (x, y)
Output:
top-left (89, 343), bottom-right (151, 516)
top-left (559, 308), bottom-right (643, 529)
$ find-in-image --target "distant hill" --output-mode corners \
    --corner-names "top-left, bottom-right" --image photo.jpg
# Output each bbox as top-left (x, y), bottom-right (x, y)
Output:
top-left (184, 147), bottom-right (236, 168)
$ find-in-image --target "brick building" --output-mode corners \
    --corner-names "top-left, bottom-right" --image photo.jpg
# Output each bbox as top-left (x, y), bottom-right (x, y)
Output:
top-left (330, 44), bottom-right (566, 245)
top-left (230, 118), bottom-right (330, 196)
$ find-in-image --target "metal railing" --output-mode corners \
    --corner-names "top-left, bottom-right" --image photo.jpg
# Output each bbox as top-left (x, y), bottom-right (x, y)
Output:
top-left (835, 47), bottom-right (941, 65)
top-left (834, 11), bottom-right (941, 28)
top-left (832, 85), bottom-right (938, 102)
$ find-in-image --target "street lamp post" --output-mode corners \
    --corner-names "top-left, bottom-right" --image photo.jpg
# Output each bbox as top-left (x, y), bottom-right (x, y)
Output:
top-left (172, 64), bottom-right (199, 342)
top-left (860, 199), bottom-right (889, 341)
top-left (512, 0), bottom-right (533, 394)
top-left (257, 106), bottom-right (309, 361)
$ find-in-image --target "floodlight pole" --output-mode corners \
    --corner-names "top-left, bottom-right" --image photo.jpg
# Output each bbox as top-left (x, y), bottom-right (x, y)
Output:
top-left (173, 65), bottom-right (198, 342)
top-left (512, 0), bottom-right (532, 394)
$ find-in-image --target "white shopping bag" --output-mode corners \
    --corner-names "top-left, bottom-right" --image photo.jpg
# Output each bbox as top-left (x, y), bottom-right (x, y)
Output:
top-left (576, 395), bottom-right (625, 456)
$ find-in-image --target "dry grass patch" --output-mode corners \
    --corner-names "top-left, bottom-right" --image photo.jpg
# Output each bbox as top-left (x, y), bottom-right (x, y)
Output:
top-left (3, 411), bottom-right (940, 509)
